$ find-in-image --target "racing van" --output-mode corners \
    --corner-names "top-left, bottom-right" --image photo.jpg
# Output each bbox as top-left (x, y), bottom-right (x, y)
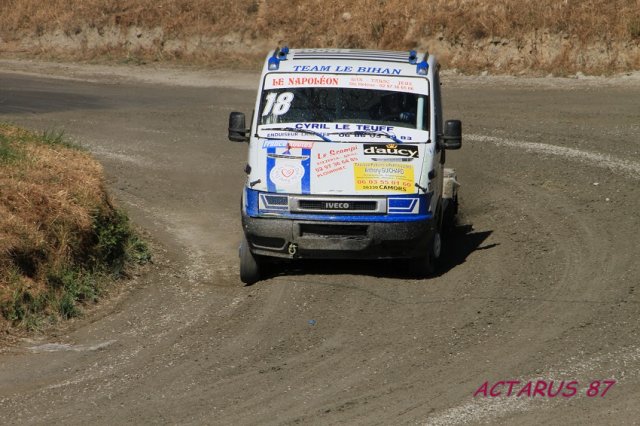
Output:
top-left (229, 48), bottom-right (462, 284)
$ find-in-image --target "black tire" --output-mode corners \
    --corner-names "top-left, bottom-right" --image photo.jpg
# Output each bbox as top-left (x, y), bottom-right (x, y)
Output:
top-left (239, 235), bottom-right (261, 285)
top-left (418, 229), bottom-right (441, 276)
top-left (408, 208), bottom-right (443, 278)
top-left (442, 196), bottom-right (458, 235)
top-left (408, 247), bottom-right (435, 278)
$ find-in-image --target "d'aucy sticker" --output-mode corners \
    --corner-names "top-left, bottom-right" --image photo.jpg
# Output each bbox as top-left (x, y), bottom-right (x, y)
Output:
top-left (363, 143), bottom-right (419, 158)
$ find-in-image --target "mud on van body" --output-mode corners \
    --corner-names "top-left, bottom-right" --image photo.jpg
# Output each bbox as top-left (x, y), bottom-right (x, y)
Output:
top-left (229, 48), bottom-right (462, 284)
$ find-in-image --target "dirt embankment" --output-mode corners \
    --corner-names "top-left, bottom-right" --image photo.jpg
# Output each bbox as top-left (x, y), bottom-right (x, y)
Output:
top-left (1, 0), bottom-right (639, 75)
top-left (0, 125), bottom-right (149, 333)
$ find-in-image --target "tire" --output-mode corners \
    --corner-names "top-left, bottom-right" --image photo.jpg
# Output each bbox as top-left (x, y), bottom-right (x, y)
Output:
top-left (408, 205), bottom-right (443, 278)
top-left (239, 235), bottom-right (261, 285)
top-left (419, 230), bottom-right (442, 276)
top-left (442, 196), bottom-right (458, 235)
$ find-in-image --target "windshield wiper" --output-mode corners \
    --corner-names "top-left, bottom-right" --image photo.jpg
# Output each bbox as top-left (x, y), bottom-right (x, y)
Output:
top-left (259, 126), bottom-right (332, 142)
top-left (326, 130), bottom-right (403, 144)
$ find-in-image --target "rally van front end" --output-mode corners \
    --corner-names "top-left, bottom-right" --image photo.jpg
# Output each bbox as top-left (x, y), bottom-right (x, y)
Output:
top-left (229, 48), bottom-right (462, 284)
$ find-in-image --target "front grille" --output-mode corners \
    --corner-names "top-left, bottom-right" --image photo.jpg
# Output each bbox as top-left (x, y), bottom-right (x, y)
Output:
top-left (289, 196), bottom-right (387, 214)
top-left (298, 200), bottom-right (378, 211)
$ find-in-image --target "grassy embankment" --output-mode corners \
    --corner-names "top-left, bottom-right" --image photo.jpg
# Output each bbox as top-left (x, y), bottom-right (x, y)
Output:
top-left (0, 124), bottom-right (149, 332)
top-left (0, 0), bottom-right (639, 75)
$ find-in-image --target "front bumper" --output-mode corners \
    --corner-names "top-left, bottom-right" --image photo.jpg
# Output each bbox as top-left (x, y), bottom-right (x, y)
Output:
top-left (242, 214), bottom-right (435, 260)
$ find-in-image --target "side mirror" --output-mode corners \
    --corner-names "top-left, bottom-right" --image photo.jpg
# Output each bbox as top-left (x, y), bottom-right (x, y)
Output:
top-left (229, 112), bottom-right (249, 142)
top-left (442, 119), bottom-right (462, 150)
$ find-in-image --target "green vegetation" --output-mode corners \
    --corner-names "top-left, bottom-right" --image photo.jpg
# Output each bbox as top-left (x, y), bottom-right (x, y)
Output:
top-left (39, 128), bottom-right (80, 149)
top-left (0, 124), bottom-right (150, 332)
top-left (0, 133), bottom-right (22, 164)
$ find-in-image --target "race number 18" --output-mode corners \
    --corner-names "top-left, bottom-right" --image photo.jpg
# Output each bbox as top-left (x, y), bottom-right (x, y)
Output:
top-left (262, 92), bottom-right (294, 116)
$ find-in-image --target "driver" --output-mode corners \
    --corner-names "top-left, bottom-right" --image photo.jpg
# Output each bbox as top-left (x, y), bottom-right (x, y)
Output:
top-left (371, 93), bottom-right (416, 123)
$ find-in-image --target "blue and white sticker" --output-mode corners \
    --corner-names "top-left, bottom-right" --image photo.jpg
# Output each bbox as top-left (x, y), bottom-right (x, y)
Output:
top-left (269, 163), bottom-right (305, 187)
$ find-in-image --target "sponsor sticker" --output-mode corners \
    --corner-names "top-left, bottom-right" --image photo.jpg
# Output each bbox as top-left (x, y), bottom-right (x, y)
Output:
top-left (354, 162), bottom-right (414, 193)
top-left (363, 143), bottom-right (419, 159)
top-left (269, 163), bottom-right (305, 186)
top-left (263, 73), bottom-right (429, 94)
top-left (314, 145), bottom-right (359, 178)
top-left (262, 140), bottom-right (315, 149)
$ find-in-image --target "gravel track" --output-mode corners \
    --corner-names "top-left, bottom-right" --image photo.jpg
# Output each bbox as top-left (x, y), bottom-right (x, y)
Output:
top-left (0, 62), bottom-right (639, 424)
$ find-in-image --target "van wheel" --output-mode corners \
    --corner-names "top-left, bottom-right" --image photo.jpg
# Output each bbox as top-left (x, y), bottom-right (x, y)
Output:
top-left (442, 196), bottom-right (458, 235)
top-left (239, 235), bottom-right (261, 285)
top-left (408, 230), bottom-right (441, 278)
top-left (431, 229), bottom-right (442, 262)
top-left (409, 206), bottom-right (443, 278)
top-left (408, 253), bottom-right (433, 278)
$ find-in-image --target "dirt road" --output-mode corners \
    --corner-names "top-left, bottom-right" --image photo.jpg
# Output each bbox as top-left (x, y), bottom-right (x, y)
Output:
top-left (1, 61), bottom-right (639, 424)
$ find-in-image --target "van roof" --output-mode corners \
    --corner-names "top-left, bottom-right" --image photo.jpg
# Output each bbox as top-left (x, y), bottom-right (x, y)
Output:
top-left (263, 48), bottom-right (435, 77)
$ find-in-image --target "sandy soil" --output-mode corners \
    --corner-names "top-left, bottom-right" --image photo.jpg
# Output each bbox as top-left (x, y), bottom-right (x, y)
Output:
top-left (0, 59), bottom-right (639, 424)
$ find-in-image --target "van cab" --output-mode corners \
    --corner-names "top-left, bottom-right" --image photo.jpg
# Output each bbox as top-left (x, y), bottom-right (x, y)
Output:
top-left (229, 48), bottom-right (461, 284)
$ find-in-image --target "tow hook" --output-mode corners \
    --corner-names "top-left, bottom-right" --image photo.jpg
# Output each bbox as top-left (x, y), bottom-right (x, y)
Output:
top-left (288, 243), bottom-right (298, 256)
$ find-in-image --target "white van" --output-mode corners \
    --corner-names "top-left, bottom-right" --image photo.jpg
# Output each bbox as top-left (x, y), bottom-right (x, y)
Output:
top-left (229, 48), bottom-right (462, 284)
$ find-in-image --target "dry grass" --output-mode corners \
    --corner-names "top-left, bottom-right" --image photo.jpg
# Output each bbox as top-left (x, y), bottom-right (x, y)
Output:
top-left (0, 124), bottom-right (148, 331)
top-left (0, 0), bottom-right (639, 74)
top-left (1, 0), bottom-right (638, 42)
top-left (0, 126), bottom-right (102, 277)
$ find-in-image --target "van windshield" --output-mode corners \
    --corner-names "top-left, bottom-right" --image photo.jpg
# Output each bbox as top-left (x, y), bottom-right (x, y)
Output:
top-left (259, 87), bottom-right (429, 131)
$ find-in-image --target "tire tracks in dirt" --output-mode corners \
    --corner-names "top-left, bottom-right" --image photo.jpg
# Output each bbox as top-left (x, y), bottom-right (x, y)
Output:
top-left (1, 68), bottom-right (639, 424)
